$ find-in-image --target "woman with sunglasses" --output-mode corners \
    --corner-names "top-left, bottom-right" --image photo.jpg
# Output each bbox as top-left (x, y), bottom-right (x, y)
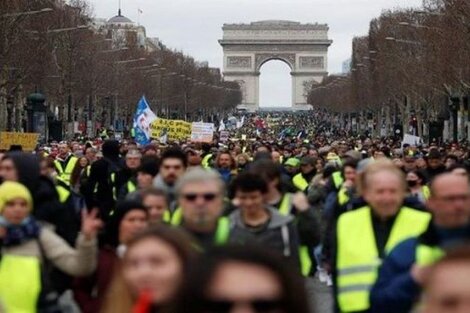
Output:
top-left (174, 245), bottom-right (312, 313)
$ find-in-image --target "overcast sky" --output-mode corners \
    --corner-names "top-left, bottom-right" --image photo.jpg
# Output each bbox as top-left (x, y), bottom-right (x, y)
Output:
top-left (89, 0), bottom-right (423, 107)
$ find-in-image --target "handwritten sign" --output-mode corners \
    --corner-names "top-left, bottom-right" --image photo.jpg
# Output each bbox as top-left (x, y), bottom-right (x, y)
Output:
top-left (0, 132), bottom-right (39, 151)
top-left (149, 119), bottom-right (192, 141)
top-left (191, 123), bottom-right (214, 143)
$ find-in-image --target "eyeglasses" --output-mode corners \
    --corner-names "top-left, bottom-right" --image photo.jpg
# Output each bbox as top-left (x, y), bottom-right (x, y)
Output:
top-left (202, 299), bottom-right (284, 313)
top-left (182, 192), bottom-right (218, 202)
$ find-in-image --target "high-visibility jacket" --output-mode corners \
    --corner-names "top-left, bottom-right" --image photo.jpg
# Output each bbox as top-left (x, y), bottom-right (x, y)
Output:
top-left (54, 156), bottom-right (78, 186)
top-left (201, 154), bottom-right (213, 168)
top-left (422, 185), bottom-right (431, 201)
top-left (56, 184), bottom-right (71, 204)
top-left (0, 254), bottom-right (42, 313)
top-left (336, 206), bottom-right (431, 312)
top-left (292, 173), bottom-right (309, 191)
top-left (170, 209), bottom-right (230, 246)
top-left (415, 244), bottom-right (445, 266)
top-left (277, 193), bottom-right (313, 277)
top-left (337, 185), bottom-right (350, 206)
top-left (332, 171), bottom-right (344, 190)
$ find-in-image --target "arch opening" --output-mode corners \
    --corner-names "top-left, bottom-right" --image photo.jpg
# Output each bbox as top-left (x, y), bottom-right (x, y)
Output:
top-left (259, 60), bottom-right (292, 108)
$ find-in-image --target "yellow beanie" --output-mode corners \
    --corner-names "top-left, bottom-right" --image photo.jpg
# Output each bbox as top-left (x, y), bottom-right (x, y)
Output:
top-left (0, 182), bottom-right (33, 213)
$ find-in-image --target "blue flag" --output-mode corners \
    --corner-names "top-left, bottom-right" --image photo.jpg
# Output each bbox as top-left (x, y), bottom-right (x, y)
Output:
top-left (133, 96), bottom-right (157, 145)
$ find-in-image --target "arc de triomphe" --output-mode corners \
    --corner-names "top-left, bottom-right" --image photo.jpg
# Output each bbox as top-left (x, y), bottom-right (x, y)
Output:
top-left (219, 20), bottom-right (332, 111)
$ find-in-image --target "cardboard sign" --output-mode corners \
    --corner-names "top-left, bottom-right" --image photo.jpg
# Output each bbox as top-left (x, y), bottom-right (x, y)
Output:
top-left (0, 132), bottom-right (39, 151)
top-left (149, 118), bottom-right (192, 141)
top-left (220, 131), bottom-right (229, 142)
top-left (191, 122), bottom-right (214, 143)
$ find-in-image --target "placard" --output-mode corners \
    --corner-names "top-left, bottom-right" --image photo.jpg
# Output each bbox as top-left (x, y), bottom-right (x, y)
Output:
top-left (0, 132), bottom-right (39, 151)
top-left (191, 122), bottom-right (214, 143)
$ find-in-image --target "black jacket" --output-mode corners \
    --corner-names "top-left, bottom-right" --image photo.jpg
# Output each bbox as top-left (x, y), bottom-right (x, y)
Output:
top-left (82, 140), bottom-right (122, 220)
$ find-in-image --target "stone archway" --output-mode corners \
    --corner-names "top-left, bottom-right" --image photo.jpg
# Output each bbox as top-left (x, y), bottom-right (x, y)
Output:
top-left (219, 20), bottom-right (333, 111)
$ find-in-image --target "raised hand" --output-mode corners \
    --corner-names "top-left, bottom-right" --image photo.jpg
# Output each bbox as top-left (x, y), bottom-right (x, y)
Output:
top-left (81, 208), bottom-right (103, 240)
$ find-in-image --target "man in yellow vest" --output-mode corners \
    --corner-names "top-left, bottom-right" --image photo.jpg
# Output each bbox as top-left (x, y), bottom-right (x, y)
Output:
top-left (171, 168), bottom-right (229, 250)
top-left (54, 143), bottom-right (79, 186)
top-left (292, 156), bottom-right (317, 192)
top-left (333, 160), bottom-right (431, 313)
top-left (370, 173), bottom-right (470, 313)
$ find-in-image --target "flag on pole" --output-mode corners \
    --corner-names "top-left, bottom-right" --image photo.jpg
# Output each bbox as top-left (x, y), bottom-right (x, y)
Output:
top-left (218, 119), bottom-right (226, 131)
top-left (236, 116), bottom-right (245, 129)
top-left (133, 96), bottom-right (157, 145)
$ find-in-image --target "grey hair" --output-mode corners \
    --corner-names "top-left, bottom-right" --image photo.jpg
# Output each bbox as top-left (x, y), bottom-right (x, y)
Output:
top-left (175, 167), bottom-right (225, 197)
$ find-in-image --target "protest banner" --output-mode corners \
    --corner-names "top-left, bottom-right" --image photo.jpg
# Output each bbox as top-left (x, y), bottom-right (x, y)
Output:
top-left (0, 132), bottom-right (39, 151)
top-left (220, 131), bottom-right (229, 142)
top-left (191, 122), bottom-right (214, 143)
top-left (149, 118), bottom-right (192, 141)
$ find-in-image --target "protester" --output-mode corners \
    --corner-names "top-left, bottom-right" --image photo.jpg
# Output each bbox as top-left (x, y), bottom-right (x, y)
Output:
top-left (421, 245), bottom-right (470, 313)
top-left (101, 226), bottom-right (198, 313)
top-left (141, 188), bottom-right (170, 224)
top-left (171, 168), bottom-right (227, 250)
top-left (73, 199), bottom-right (149, 313)
top-left (174, 245), bottom-right (311, 313)
top-left (0, 182), bottom-right (100, 313)
top-left (370, 173), bottom-right (470, 313)
top-left (153, 148), bottom-right (187, 207)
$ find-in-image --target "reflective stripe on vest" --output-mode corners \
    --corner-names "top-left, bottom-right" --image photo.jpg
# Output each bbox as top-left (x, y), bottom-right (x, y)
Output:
top-left (278, 193), bottom-right (292, 216)
top-left (292, 173), bottom-right (309, 191)
top-left (416, 244), bottom-right (445, 266)
top-left (337, 185), bottom-right (350, 206)
top-left (56, 185), bottom-right (71, 203)
top-left (0, 254), bottom-right (42, 313)
top-left (277, 193), bottom-right (312, 277)
top-left (54, 157), bottom-right (78, 186)
top-left (111, 173), bottom-right (117, 201)
top-left (332, 171), bottom-right (344, 190)
top-left (336, 206), bottom-right (431, 312)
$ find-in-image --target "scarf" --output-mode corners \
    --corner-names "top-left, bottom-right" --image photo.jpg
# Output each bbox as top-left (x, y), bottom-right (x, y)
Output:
top-left (0, 216), bottom-right (40, 247)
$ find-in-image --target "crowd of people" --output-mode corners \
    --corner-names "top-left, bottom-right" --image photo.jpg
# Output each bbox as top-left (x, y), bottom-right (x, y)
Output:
top-left (0, 110), bottom-right (470, 313)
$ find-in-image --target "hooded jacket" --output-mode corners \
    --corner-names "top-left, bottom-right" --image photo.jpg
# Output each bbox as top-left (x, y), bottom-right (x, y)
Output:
top-left (82, 140), bottom-right (122, 219)
top-left (6, 153), bottom-right (74, 242)
top-left (228, 207), bottom-right (300, 266)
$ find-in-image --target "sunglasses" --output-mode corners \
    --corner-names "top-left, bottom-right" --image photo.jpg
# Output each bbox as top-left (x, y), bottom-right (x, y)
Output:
top-left (182, 193), bottom-right (218, 202)
top-left (202, 299), bottom-right (284, 313)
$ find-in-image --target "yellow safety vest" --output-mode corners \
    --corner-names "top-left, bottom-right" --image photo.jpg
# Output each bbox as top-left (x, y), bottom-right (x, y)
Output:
top-left (56, 185), bottom-right (71, 204)
top-left (332, 171), bottom-right (344, 190)
top-left (54, 156), bottom-right (78, 186)
top-left (278, 193), bottom-right (293, 216)
top-left (127, 180), bottom-right (137, 193)
top-left (170, 209), bottom-right (230, 245)
top-left (201, 154), bottom-right (213, 168)
top-left (337, 185), bottom-right (350, 206)
top-left (292, 173), bottom-right (309, 191)
top-left (0, 255), bottom-right (42, 313)
top-left (422, 185), bottom-right (431, 201)
top-left (277, 193), bottom-right (313, 277)
top-left (415, 244), bottom-right (445, 266)
top-left (336, 206), bottom-right (431, 312)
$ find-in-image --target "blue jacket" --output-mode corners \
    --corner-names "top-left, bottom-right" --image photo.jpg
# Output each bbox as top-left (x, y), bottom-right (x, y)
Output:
top-left (370, 223), bottom-right (470, 313)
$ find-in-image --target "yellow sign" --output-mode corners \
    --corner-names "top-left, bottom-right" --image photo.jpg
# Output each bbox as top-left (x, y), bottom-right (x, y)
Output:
top-left (149, 118), bottom-right (192, 141)
top-left (0, 132), bottom-right (39, 151)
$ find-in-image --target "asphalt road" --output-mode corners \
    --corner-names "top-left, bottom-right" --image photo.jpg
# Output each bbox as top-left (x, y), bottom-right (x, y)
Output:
top-left (306, 277), bottom-right (334, 313)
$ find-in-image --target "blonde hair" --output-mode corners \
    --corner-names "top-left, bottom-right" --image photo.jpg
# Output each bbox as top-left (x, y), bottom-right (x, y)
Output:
top-left (358, 159), bottom-right (406, 195)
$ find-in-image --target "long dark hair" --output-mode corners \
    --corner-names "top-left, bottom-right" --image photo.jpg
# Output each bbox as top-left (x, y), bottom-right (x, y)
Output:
top-left (101, 225), bottom-right (199, 313)
top-left (173, 245), bottom-right (312, 313)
